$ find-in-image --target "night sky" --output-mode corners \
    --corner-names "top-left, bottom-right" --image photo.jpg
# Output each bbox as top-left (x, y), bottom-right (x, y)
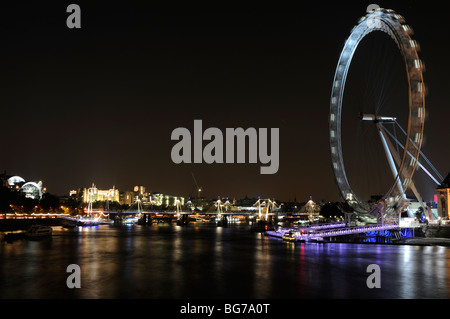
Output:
top-left (0, 1), bottom-right (448, 203)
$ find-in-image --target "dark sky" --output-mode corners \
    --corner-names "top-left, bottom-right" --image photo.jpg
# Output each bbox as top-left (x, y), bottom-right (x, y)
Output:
top-left (0, 1), bottom-right (448, 202)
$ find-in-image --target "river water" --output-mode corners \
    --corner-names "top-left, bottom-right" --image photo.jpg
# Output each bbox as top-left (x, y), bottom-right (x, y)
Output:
top-left (1, 222), bottom-right (450, 299)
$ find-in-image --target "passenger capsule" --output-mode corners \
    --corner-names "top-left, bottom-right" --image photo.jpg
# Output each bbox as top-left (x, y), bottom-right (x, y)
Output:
top-left (409, 39), bottom-right (420, 51)
top-left (402, 24), bottom-right (414, 35)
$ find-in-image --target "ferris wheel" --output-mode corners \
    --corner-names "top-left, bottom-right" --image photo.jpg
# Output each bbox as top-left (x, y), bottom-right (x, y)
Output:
top-left (329, 8), bottom-right (426, 216)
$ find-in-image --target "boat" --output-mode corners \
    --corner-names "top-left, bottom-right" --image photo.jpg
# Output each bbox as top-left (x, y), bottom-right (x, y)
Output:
top-left (26, 225), bottom-right (52, 239)
top-left (123, 216), bottom-right (138, 225)
top-left (75, 217), bottom-right (100, 226)
top-left (74, 184), bottom-right (101, 227)
top-left (249, 220), bottom-right (275, 232)
top-left (283, 231), bottom-right (297, 242)
top-left (3, 231), bottom-right (25, 242)
top-left (62, 216), bottom-right (99, 227)
top-left (62, 218), bottom-right (77, 228)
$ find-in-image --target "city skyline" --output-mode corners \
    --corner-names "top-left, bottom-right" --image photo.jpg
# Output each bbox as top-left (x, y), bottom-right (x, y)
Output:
top-left (1, 2), bottom-right (449, 203)
top-left (3, 2), bottom-right (450, 304)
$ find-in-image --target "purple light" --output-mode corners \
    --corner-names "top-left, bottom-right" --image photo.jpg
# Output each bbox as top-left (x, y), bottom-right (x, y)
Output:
top-left (267, 224), bottom-right (402, 242)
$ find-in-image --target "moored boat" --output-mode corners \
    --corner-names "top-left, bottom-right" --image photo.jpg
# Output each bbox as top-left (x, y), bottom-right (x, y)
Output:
top-left (75, 218), bottom-right (100, 226)
top-left (26, 225), bottom-right (52, 239)
top-left (283, 231), bottom-right (297, 242)
top-left (3, 231), bottom-right (26, 242)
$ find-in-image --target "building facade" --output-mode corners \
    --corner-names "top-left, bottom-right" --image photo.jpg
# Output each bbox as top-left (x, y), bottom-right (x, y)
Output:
top-left (2, 174), bottom-right (45, 200)
top-left (119, 191), bottom-right (134, 206)
top-left (81, 185), bottom-right (120, 203)
top-left (69, 183), bottom-right (185, 209)
top-left (437, 173), bottom-right (450, 219)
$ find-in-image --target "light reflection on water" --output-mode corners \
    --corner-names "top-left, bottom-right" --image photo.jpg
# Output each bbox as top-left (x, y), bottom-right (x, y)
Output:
top-left (1, 223), bottom-right (450, 298)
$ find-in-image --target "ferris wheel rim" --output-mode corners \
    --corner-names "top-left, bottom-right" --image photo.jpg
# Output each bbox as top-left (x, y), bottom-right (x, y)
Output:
top-left (329, 8), bottom-right (426, 213)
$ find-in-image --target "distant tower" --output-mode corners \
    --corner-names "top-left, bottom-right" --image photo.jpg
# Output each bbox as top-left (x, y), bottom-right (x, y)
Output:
top-left (436, 173), bottom-right (450, 219)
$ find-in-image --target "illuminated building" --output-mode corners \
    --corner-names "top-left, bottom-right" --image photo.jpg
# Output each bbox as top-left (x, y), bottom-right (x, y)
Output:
top-left (21, 181), bottom-right (44, 200)
top-left (68, 189), bottom-right (84, 202)
top-left (82, 185), bottom-right (119, 203)
top-left (7, 176), bottom-right (25, 187)
top-left (119, 191), bottom-right (134, 206)
top-left (69, 190), bottom-right (77, 197)
top-left (4, 174), bottom-right (45, 200)
top-left (134, 185), bottom-right (146, 195)
top-left (437, 173), bottom-right (450, 219)
top-left (72, 184), bottom-right (185, 209)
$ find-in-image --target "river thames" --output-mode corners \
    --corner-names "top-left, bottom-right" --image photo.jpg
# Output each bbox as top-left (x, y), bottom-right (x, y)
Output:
top-left (1, 222), bottom-right (450, 299)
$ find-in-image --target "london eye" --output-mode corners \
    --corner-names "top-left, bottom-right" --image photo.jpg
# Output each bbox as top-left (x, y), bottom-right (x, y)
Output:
top-left (329, 8), bottom-right (426, 219)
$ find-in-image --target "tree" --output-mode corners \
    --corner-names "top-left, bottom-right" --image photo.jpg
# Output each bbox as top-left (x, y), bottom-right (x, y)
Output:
top-left (320, 202), bottom-right (344, 220)
top-left (40, 192), bottom-right (61, 212)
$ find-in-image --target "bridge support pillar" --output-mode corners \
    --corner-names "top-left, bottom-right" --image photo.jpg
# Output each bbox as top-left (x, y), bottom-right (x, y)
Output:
top-left (217, 215), bottom-right (228, 227)
top-left (268, 212), bottom-right (278, 225)
top-left (137, 213), bottom-right (152, 225)
top-left (114, 213), bottom-right (123, 225)
top-left (176, 214), bottom-right (190, 226)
